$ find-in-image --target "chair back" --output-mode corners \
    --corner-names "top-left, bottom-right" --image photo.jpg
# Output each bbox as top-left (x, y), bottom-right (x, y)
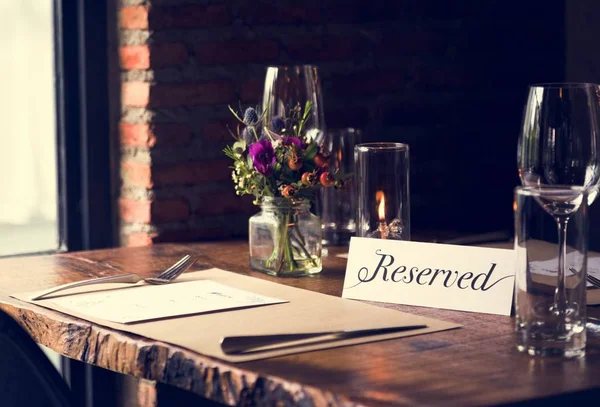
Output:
top-left (0, 310), bottom-right (72, 407)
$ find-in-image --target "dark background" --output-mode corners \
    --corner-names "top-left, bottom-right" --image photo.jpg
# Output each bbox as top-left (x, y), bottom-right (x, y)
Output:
top-left (113, 0), bottom-right (600, 245)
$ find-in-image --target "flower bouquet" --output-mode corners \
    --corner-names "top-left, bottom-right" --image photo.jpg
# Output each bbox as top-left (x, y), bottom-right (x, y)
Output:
top-left (224, 102), bottom-right (345, 276)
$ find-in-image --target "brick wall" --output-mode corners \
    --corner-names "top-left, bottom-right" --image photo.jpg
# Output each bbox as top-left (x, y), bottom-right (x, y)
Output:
top-left (117, 0), bottom-right (565, 246)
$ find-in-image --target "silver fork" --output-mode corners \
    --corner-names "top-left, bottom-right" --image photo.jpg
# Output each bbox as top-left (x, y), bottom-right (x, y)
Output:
top-left (587, 274), bottom-right (600, 288)
top-left (31, 255), bottom-right (197, 300)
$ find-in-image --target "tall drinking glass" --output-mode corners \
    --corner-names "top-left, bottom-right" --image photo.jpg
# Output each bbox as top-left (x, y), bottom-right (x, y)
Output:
top-left (261, 65), bottom-right (325, 144)
top-left (320, 128), bottom-right (363, 245)
top-left (514, 186), bottom-right (588, 358)
top-left (518, 83), bottom-right (600, 326)
top-left (355, 143), bottom-right (410, 240)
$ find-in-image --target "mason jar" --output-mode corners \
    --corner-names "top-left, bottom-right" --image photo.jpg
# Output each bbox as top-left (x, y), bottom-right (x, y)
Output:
top-left (249, 197), bottom-right (322, 277)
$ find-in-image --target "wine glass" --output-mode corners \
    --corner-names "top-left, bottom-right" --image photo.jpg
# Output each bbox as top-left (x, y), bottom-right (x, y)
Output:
top-left (517, 83), bottom-right (600, 318)
top-left (262, 65), bottom-right (331, 240)
top-left (261, 65), bottom-right (325, 144)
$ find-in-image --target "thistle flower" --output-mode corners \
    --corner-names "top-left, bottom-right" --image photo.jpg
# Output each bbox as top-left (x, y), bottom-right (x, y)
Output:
top-left (241, 127), bottom-right (254, 144)
top-left (271, 116), bottom-right (285, 133)
top-left (243, 107), bottom-right (259, 125)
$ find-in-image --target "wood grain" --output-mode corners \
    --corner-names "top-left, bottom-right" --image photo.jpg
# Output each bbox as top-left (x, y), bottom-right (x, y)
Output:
top-left (1, 241), bottom-right (600, 406)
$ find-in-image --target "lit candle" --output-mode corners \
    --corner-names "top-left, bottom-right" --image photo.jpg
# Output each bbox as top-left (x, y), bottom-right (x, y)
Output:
top-left (376, 190), bottom-right (387, 239)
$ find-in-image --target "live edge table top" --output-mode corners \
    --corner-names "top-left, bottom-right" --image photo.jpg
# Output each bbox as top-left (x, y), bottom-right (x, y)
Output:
top-left (0, 241), bottom-right (600, 407)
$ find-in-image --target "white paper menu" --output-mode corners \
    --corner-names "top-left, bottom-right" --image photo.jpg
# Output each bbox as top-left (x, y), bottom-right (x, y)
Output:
top-left (41, 280), bottom-right (287, 324)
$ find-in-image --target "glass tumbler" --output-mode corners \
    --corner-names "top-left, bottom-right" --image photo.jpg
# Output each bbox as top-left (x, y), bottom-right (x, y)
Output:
top-left (355, 143), bottom-right (410, 240)
top-left (319, 128), bottom-right (363, 245)
top-left (514, 186), bottom-right (588, 358)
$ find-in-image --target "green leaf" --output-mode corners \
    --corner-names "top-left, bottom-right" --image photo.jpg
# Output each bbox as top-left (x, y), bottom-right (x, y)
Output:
top-left (246, 154), bottom-right (254, 168)
top-left (303, 101), bottom-right (313, 121)
top-left (302, 142), bottom-right (318, 160)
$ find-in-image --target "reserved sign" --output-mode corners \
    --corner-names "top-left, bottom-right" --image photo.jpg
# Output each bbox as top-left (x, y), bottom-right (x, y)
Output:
top-left (342, 237), bottom-right (516, 316)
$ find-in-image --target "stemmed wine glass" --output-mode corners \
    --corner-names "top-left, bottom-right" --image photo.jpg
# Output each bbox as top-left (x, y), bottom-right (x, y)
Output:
top-left (517, 83), bottom-right (600, 317)
top-left (262, 65), bottom-right (331, 238)
top-left (261, 65), bottom-right (326, 145)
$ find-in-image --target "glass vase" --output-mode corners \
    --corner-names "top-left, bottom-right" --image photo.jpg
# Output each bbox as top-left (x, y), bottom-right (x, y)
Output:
top-left (249, 197), bottom-right (322, 277)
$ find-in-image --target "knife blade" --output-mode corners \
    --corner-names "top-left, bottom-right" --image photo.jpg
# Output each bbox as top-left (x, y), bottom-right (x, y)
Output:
top-left (220, 324), bottom-right (427, 355)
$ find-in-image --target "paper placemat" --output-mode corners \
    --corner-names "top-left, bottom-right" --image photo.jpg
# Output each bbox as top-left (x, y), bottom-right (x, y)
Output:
top-left (38, 280), bottom-right (287, 324)
top-left (11, 269), bottom-right (460, 362)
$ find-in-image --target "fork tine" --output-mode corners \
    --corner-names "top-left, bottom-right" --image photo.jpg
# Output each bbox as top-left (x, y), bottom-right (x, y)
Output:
top-left (160, 256), bottom-right (195, 280)
top-left (586, 275), bottom-right (600, 288)
top-left (160, 255), bottom-right (192, 278)
top-left (587, 273), bottom-right (600, 284)
top-left (164, 256), bottom-right (196, 281)
top-left (589, 277), bottom-right (600, 287)
top-left (156, 255), bottom-right (191, 279)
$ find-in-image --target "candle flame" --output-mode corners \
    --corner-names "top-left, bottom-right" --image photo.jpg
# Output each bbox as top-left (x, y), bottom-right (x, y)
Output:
top-left (376, 191), bottom-right (385, 221)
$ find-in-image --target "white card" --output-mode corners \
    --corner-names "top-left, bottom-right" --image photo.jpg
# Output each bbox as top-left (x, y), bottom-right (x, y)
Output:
top-left (342, 237), bottom-right (516, 316)
top-left (45, 280), bottom-right (287, 324)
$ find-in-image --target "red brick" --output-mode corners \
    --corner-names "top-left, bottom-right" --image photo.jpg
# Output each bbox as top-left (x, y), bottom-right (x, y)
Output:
top-left (122, 82), bottom-right (150, 107)
top-left (120, 44), bottom-right (188, 70)
top-left (375, 31), bottom-right (448, 57)
top-left (201, 118), bottom-right (239, 143)
top-left (322, 2), bottom-right (408, 23)
top-left (194, 40), bottom-right (278, 65)
top-left (240, 78), bottom-right (263, 103)
top-left (120, 46), bottom-right (149, 70)
top-left (151, 199), bottom-right (190, 223)
top-left (286, 37), bottom-right (368, 61)
top-left (196, 192), bottom-right (257, 216)
top-left (120, 123), bottom-right (156, 147)
top-left (153, 159), bottom-right (232, 187)
top-left (121, 161), bottom-right (152, 188)
top-left (125, 232), bottom-right (157, 247)
top-left (149, 4), bottom-right (230, 29)
top-left (121, 6), bottom-right (149, 29)
top-left (149, 81), bottom-right (235, 107)
top-left (330, 70), bottom-right (406, 95)
top-left (119, 198), bottom-right (151, 223)
top-left (150, 43), bottom-right (188, 68)
top-left (120, 123), bottom-right (193, 148)
top-left (240, 1), bottom-right (321, 24)
top-left (415, 65), bottom-right (477, 88)
top-left (325, 107), bottom-right (370, 129)
top-left (152, 124), bottom-right (193, 146)
top-left (152, 227), bottom-right (232, 243)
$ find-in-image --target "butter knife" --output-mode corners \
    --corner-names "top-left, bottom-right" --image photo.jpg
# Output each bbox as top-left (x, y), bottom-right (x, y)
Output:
top-left (221, 324), bottom-right (427, 355)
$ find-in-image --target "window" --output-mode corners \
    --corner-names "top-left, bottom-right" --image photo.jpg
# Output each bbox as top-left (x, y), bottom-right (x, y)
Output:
top-left (0, 1), bottom-right (58, 256)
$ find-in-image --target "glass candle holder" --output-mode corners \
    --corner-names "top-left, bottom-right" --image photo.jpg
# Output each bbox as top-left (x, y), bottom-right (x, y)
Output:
top-left (355, 143), bottom-right (410, 240)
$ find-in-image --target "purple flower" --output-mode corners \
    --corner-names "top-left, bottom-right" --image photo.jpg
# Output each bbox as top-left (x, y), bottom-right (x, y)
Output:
top-left (249, 139), bottom-right (276, 175)
top-left (282, 136), bottom-right (306, 150)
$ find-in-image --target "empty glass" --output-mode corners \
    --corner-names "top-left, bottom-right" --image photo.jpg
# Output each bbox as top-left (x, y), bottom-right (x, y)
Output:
top-left (355, 143), bottom-right (410, 240)
top-left (514, 186), bottom-right (588, 358)
top-left (261, 65), bottom-right (325, 145)
top-left (319, 128), bottom-right (362, 245)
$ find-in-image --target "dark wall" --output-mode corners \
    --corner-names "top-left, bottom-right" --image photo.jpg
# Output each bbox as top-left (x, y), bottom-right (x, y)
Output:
top-left (119, 0), bottom-right (566, 244)
top-left (315, 1), bottom-right (566, 234)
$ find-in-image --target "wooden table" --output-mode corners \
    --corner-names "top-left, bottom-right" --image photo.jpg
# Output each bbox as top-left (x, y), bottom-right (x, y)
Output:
top-left (1, 241), bottom-right (600, 406)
